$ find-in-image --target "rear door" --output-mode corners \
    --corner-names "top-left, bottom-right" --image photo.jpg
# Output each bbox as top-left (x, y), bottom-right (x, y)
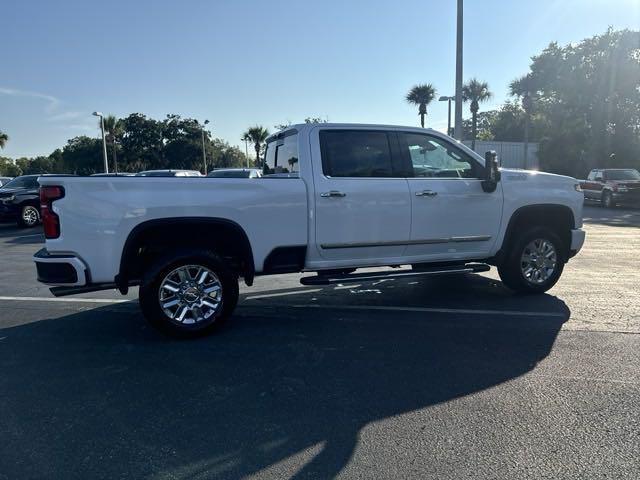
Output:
top-left (311, 128), bottom-right (411, 263)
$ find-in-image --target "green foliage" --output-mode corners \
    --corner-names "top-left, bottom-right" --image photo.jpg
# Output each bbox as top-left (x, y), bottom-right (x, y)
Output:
top-left (510, 28), bottom-right (640, 176)
top-left (243, 126), bottom-right (270, 167)
top-left (462, 78), bottom-right (492, 148)
top-left (0, 156), bottom-right (22, 176)
top-left (0, 131), bottom-right (8, 149)
top-left (406, 84), bottom-right (437, 127)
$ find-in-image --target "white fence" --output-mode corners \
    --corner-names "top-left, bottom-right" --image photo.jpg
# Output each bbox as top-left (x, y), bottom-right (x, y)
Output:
top-left (463, 141), bottom-right (539, 170)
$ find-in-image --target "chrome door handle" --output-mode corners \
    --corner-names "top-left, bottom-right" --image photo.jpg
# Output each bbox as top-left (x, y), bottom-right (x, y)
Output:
top-left (415, 190), bottom-right (438, 197)
top-left (320, 190), bottom-right (346, 198)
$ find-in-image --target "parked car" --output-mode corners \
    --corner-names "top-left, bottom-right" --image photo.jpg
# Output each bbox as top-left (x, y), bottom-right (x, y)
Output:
top-left (34, 123), bottom-right (585, 337)
top-left (0, 177), bottom-right (13, 187)
top-left (136, 169), bottom-right (203, 177)
top-left (207, 168), bottom-right (262, 178)
top-left (0, 175), bottom-right (41, 227)
top-left (580, 168), bottom-right (640, 208)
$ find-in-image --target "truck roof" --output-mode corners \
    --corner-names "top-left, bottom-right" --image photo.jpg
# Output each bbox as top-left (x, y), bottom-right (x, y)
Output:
top-left (267, 123), bottom-right (440, 142)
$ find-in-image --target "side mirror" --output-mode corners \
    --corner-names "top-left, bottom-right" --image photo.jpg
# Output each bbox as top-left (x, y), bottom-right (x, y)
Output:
top-left (482, 151), bottom-right (500, 193)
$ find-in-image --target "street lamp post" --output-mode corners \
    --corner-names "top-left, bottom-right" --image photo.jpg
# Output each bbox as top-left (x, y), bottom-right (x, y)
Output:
top-left (454, 0), bottom-right (464, 140)
top-left (439, 96), bottom-right (455, 136)
top-left (92, 111), bottom-right (109, 173)
top-left (242, 136), bottom-right (250, 168)
top-left (201, 119), bottom-right (210, 175)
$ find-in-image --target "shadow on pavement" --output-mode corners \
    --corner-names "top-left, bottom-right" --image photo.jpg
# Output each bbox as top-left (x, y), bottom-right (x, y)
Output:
top-left (0, 285), bottom-right (570, 479)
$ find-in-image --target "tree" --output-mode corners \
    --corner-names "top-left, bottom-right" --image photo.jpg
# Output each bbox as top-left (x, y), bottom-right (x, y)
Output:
top-left (0, 131), bottom-right (8, 149)
top-left (102, 115), bottom-right (123, 173)
top-left (462, 78), bottom-right (492, 150)
top-left (59, 136), bottom-right (103, 175)
top-left (509, 29), bottom-right (640, 176)
top-left (406, 84), bottom-right (437, 128)
top-left (0, 156), bottom-right (22, 176)
top-left (243, 126), bottom-right (270, 167)
top-left (275, 116), bottom-right (328, 131)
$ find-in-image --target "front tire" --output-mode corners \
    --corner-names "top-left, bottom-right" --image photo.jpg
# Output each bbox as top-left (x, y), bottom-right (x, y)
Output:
top-left (498, 227), bottom-right (565, 294)
top-left (18, 205), bottom-right (40, 228)
top-left (602, 191), bottom-right (615, 208)
top-left (139, 249), bottom-right (239, 338)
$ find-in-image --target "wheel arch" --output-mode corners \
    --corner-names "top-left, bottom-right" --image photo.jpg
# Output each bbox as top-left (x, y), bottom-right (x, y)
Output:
top-left (116, 217), bottom-right (255, 293)
top-left (495, 204), bottom-right (575, 264)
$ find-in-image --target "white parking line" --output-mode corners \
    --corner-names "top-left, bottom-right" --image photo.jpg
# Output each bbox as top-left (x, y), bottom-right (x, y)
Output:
top-left (244, 289), bottom-right (323, 300)
top-left (0, 296), bottom-right (127, 304)
top-left (0, 295), bottom-right (565, 318)
top-left (281, 304), bottom-right (566, 318)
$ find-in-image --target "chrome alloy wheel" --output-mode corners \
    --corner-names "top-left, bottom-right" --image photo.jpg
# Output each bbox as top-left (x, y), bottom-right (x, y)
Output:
top-left (22, 206), bottom-right (39, 226)
top-left (158, 265), bottom-right (222, 324)
top-left (520, 239), bottom-right (558, 285)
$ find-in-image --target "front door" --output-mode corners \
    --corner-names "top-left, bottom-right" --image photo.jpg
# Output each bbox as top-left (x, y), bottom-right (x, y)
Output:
top-left (312, 128), bottom-right (411, 264)
top-left (398, 131), bottom-right (503, 261)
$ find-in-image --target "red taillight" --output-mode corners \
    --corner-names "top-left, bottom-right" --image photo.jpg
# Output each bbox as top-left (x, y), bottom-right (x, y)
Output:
top-left (40, 186), bottom-right (65, 239)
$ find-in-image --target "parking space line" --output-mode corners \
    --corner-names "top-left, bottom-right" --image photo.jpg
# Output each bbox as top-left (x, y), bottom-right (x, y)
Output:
top-left (0, 296), bottom-right (128, 304)
top-left (244, 289), bottom-right (323, 300)
top-left (281, 304), bottom-right (566, 318)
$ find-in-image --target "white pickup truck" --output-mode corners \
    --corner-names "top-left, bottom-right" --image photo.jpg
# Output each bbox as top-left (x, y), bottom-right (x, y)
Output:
top-left (35, 123), bottom-right (585, 337)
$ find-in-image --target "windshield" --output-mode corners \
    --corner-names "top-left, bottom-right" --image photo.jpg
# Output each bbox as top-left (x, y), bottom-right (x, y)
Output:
top-left (0, 176), bottom-right (38, 189)
top-left (605, 170), bottom-right (640, 181)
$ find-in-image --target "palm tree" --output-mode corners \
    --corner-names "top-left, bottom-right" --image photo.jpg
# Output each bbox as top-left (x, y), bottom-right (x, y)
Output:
top-left (406, 84), bottom-right (437, 128)
top-left (462, 79), bottom-right (492, 150)
top-left (0, 130), bottom-right (8, 149)
top-left (101, 115), bottom-right (123, 173)
top-left (243, 126), bottom-right (270, 167)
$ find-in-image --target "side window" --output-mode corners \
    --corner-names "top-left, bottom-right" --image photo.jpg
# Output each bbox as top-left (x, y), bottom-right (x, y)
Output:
top-left (401, 133), bottom-right (479, 178)
top-left (264, 133), bottom-right (299, 175)
top-left (320, 130), bottom-right (393, 177)
top-left (587, 171), bottom-right (596, 181)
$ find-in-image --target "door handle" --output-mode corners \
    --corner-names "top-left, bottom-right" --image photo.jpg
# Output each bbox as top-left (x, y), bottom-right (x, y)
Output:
top-left (415, 190), bottom-right (438, 197)
top-left (320, 190), bottom-right (347, 198)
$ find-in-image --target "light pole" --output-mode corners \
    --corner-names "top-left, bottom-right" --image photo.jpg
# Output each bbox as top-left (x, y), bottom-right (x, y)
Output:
top-left (454, 0), bottom-right (464, 140)
top-left (522, 91), bottom-right (532, 169)
top-left (439, 96), bottom-right (455, 136)
top-left (242, 135), bottom-right (250, 168)
top-left (93, 111), bottom-right (109, 173)
top-left (201, 119), bottom-right (210, 175)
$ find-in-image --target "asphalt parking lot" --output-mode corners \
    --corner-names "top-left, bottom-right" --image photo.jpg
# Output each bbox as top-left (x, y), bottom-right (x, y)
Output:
top-left (1, 205), bottom-right (639, 479)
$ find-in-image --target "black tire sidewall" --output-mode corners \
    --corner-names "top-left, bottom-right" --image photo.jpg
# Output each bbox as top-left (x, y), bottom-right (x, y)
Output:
top-left (139, 250), bottom-right (239, 338)
top-left (498, 227), bottom-right (565, 294)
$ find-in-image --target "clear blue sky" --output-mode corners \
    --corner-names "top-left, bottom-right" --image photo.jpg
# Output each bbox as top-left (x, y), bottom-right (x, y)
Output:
top-left (1, 0), bottom-right (638, 158)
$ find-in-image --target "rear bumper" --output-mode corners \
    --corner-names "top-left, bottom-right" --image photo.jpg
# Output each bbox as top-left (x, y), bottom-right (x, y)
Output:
top-left (569, 228), bottom-right (586, 258)
top-left (33, 248), bottom-right (88, 286)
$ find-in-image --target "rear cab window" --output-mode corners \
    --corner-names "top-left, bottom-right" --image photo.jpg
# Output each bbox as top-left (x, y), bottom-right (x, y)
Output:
top-left (264, 130), bottom-right (299, 177)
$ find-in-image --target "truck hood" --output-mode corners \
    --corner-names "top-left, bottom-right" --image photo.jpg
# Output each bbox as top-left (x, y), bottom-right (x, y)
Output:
top-left (500, 168), bottom-right (577, 185)
top-left (0, 187), bottom-right (31, 197)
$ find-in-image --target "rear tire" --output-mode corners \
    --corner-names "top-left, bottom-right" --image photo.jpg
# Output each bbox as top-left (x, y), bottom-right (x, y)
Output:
top-left (17, 205), bottom-right (40, 228)
top-left (139, 249), bottom-right (239, 338)
top-left (498, 227), bottom-right (565, 294)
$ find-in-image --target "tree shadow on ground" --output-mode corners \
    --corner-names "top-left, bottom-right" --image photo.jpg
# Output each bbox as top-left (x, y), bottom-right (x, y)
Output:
top-left (0, 277), bottom-right (569, 479)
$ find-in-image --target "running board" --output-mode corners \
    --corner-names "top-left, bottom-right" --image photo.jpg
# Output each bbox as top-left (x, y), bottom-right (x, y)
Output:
top-left (300, 263), bottom-right (491, 286)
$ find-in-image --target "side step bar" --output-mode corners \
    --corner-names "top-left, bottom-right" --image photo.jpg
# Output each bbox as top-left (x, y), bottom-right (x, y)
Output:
top-left (300, 263), bottom-right (490, 286)
top-left (49, 281), bottom-right (139, 297)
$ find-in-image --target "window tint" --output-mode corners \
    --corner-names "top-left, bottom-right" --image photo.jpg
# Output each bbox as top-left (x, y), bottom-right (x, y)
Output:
top-left (401, 133), bottom-right (477, 178)
top-left (264, 133), bottom-right (299, 175)
top-left (320, 130), bottom-right (393, 177)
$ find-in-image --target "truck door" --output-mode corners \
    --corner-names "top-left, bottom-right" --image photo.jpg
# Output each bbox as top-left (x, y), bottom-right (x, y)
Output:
top-left (398, 131), bottom-right (503, 260)
top-left (311, 128), bottom-right (411, 263)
